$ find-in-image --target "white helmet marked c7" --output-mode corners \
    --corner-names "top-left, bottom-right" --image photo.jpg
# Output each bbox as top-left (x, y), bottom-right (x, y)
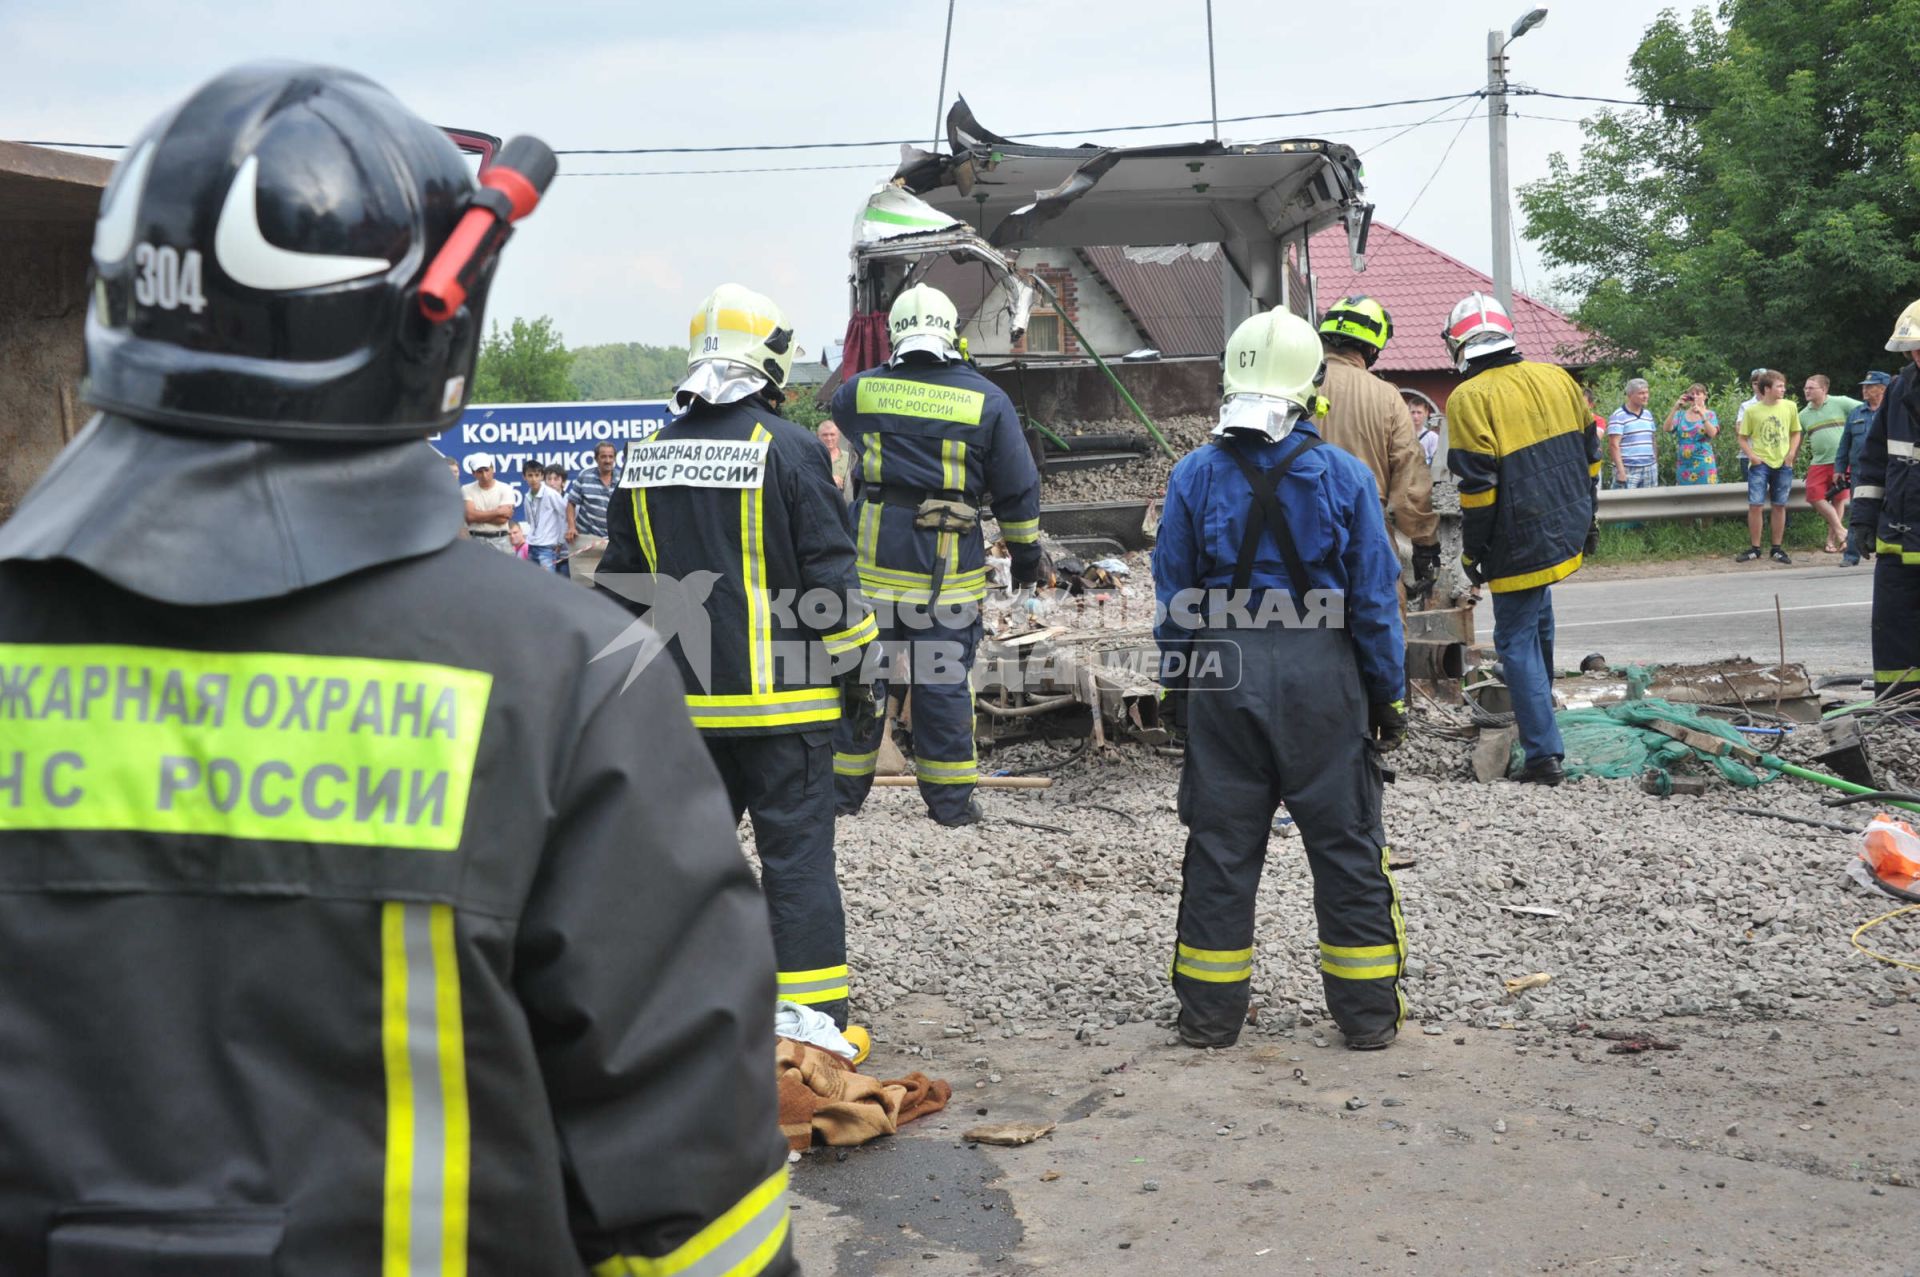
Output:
top-left (1215, 308), bottom-right (1326, 442)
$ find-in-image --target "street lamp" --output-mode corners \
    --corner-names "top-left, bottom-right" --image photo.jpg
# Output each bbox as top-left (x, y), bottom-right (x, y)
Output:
top-left (1488, 6), bottom-right (1548, 314)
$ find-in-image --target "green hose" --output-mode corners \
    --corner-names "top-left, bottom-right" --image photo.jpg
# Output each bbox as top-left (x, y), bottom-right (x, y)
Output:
top-left (1029, 274), bottom-right (1176, 459)
top-left (1027, 417), bottom-right (1070, 450)
top-left (1763, 756), bottom-right (1920, 814)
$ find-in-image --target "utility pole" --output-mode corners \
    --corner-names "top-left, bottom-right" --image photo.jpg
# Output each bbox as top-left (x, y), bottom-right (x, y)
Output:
top-left (1206, 0), bottom-right (1219, 140)
top-left (1488, 9), bottom-right (1547, 315)
top-left (1487, 28), bottom-right (1513, 314)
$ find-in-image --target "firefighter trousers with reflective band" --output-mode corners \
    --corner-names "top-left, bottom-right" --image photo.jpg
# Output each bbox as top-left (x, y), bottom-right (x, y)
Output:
top-left (832, 603), bottom-right (981, 823)
top-left (1872, 556), bottom-right (1920, 697)
top-left (1172, 624), bottom-right (1406, 1043)
top-left (707, 729), bottom-right (850, 1027)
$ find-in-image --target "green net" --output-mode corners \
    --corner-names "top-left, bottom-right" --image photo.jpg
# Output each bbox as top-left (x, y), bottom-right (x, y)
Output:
top-left (1514, 695), bottom-right (1777, 787)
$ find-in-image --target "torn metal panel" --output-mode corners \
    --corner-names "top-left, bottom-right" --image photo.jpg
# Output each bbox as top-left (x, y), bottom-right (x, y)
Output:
top-left (899, 97), bottom-right (1371, 314)
top-left (849, 182), bottom-right (1034, 342)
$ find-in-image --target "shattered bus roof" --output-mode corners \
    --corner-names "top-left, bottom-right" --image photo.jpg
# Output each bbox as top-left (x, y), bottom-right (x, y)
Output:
top-left (895, 97), bottom-right (1368, 254)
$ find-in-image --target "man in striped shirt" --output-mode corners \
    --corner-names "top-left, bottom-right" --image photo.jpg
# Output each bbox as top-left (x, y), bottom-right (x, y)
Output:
top-left (1607, 378), bottom-right (1660, 488)
top-left (566, 440), bottom-right (621, 584)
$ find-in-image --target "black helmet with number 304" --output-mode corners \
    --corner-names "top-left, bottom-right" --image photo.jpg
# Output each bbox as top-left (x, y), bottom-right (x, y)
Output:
top-left (84, 63), bottom-right (488, 442)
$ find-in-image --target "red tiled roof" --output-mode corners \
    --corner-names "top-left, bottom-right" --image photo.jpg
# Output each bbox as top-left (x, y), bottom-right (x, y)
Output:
top-left (1307, 223), bottom-right (1592, 373)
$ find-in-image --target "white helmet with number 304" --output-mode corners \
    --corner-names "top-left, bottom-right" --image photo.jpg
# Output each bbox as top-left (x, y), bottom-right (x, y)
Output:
top-left (1443, 292), bottom-right (1518, 371)
top-left (1215, 307), bottom-right (1326, 441)
top-left (888, 283), bottom-right (960, 359)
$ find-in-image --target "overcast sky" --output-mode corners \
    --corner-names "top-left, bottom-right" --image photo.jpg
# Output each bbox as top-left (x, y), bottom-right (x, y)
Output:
top-left (8, 0), bottom-right (1687, 355)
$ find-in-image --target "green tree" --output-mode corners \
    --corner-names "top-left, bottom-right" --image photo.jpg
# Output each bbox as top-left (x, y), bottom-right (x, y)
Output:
top-left (568, 342), bottom-right (689, 400)
top-left (1520, 0), bottom-right (1920, 386)
top-left (472, 316), bottom-right (573, 403)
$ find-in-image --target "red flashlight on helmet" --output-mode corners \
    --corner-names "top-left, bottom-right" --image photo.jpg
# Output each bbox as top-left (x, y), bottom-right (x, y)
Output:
top-left (419, 135), bottom-right (558, 322)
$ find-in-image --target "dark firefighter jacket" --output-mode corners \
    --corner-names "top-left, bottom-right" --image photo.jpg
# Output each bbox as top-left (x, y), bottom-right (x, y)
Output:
top-left (1151, 420), bottom-right (1407, 705)
top-left (1850, 363), bottom-right (1920, 564)
top-left (1445, 354), bottom-right (1601, 592)
top-left (601, 395), bottom-right (877, 734)
top-left (831, 356), bottom-right (1043, 604)
top-left (0, 413), bottom-right (796, 1276)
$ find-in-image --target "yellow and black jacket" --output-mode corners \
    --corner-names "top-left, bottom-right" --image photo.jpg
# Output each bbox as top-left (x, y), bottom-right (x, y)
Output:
top-left (602, 396), bottom-right (877, 734)
top-left (1445, 354), bottom-right (1601, 592)
top-left (831, 356), bottom-right (1044, 604)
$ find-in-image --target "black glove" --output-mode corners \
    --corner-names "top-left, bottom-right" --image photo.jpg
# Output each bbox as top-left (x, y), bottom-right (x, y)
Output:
top-left (1847, 524), bottom-right (1874, 560)
top-left (1411, 543), bottom-right (1441, 584)
top-left (837, 671), bottom-right (877, 724)
top-left (1583, 522), bottom-right (1600, 558)
top-left (1462, 556), bottom-right (1489, 587)
top-left (1160, 687), bottom-right (1188, 735)
top-left (1369, 698), bottom-right (1408, 752)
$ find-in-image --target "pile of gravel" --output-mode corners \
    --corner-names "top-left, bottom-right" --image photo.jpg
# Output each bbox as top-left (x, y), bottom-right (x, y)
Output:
top-left (753, 711), bottom-right (1920, 1039)
top-left (1039, 415), bottom-right (1214, 504)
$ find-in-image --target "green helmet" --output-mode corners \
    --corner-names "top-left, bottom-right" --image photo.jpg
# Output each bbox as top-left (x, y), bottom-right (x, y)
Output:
top-left (1319, 295), bottom-right (1393, 359)
top-left (888, 283), bottom-right (960, 358)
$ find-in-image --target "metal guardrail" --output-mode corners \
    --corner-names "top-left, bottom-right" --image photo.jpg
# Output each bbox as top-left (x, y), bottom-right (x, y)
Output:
top-left (1597, 480), bottom-right (1806, 523)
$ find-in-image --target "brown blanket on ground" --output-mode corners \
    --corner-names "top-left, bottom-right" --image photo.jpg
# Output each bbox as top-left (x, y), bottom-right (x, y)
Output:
top-left (775, 1037), bottom-right (952, 1151)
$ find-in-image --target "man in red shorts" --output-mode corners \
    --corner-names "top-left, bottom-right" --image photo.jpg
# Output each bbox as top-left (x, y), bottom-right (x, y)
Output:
top-left (1801, 373), bottom-right (1861, 554)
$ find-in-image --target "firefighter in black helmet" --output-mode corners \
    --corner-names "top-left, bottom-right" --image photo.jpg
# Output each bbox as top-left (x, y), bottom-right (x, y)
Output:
top-left (0, 65), bottom-right (795, 1275)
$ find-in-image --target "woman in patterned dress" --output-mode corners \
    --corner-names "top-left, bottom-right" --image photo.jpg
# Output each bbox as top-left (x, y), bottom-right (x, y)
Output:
top-left (1666, 383), bottom-right (1720, 485)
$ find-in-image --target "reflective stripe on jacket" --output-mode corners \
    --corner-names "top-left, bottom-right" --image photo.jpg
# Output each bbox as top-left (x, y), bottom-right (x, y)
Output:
top-left (1850, 365), bottom-right (1920, 563)
top-left (0, 544), bottom-right (796, 1275)
top-left (601, 398), bottom-right (876, 734)
top-left (832, 357), bottom-right (1043, 604)
top-left (1445, 356), bottom-right (1601, 592)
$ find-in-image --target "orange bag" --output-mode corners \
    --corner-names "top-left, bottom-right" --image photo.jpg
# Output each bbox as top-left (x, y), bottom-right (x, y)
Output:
top-left (1861, 814), bottom-right (1920, 896)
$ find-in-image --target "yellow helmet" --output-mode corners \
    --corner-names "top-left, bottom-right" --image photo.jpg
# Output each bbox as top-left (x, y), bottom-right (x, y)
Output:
top-left (1886, 298), bottom-right (1920, 351)
top-left (687, 283), bottom-right (796, 388)
top-left (888, 283), bottom-right (960, 358)
top-left (1318, 295), bottom-right (1394, 361)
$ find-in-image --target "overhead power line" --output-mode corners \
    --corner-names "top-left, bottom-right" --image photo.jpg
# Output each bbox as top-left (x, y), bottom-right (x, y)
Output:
top-left (564, 111), bottom-right (1499, 177)
top-left (1510, 88), bottom-right (1709, 114)
top-left (1394, 110), bottom-right (1480, 231)
top-left (7, 91), bottom-right (1489, 157)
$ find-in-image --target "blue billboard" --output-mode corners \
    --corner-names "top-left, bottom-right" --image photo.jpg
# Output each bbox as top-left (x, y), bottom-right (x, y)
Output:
top-left (428, 399), bottom-right (673, 501)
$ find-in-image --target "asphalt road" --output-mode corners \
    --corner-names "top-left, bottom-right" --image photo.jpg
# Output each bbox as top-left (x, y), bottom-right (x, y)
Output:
top-left (1470, 560), bottom-right (1877, 676)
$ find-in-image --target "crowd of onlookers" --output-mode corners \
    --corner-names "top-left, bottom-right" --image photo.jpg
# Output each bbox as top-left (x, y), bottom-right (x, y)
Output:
top-left (450, 439), bottom-right (623, 582)
top-left (1582, 366), bottom-right (1890, 565)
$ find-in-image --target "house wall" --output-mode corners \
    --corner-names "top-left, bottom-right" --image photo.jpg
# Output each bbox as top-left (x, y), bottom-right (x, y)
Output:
top-left (0, 222), bottom-right (92, 522)
top-left (960, 247), bottom-right (1145, 358)
top-left (1381, 369), bottom-right (1462, 413)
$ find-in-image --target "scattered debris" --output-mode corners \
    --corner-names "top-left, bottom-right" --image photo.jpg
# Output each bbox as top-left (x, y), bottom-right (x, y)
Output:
top-left (1497, 905), bottom-right (1563, 918)
top-left (1039, 1170), bottom-right (1061, 1182)
top-left (1345, 1097), bottom-right (1369, 1111)
top-left (1596, 1030), bottom-right (1682, 1054)
top-left (964, 1121), bottom-right (1056, 1146)
top-left (1503, 973), bottom-right (1554, 994)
